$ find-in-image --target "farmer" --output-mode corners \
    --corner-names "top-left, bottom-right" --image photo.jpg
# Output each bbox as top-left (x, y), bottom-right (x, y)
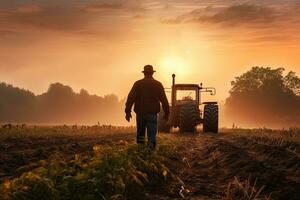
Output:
top-left (125, 65), bottom-right (169, 148)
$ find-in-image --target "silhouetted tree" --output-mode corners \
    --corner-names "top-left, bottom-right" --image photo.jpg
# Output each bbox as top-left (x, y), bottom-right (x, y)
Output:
top-left (225, 67), bottom-right (300, 127)
top-left (0, 83), bottom-right (36, 122)
top-left (284, 71), bottom-right (300, 96)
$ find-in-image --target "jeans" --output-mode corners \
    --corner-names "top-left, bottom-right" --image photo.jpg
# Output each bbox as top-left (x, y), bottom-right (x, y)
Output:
top-left (136, 114), bottom-right (157, 146)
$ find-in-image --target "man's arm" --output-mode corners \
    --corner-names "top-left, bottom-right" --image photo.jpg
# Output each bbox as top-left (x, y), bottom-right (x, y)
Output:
top-left (159, 83), bottom-right (170, 117)
top-left (125, 83), bottom-right (137, 114)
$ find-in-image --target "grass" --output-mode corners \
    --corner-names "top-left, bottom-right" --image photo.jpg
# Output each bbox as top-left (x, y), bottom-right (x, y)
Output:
top-left (0, 125), bottom-right (136, 140)
top-left (232, 127), bottom-right (300, 155)
top-left (223, 177), bottom-right (271, 200)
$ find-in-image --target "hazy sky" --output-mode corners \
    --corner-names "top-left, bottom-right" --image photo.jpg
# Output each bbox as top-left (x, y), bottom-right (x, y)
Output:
top-left (1, 0), bottom-right (300, 101)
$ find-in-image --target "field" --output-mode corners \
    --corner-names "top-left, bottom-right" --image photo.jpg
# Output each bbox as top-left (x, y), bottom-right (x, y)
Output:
top-left (0, 126), bottom-right (300, 200)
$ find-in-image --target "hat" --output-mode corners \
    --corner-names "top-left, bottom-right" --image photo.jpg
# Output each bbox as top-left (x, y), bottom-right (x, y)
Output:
top-left (142, 65), bottom-right (156, 73)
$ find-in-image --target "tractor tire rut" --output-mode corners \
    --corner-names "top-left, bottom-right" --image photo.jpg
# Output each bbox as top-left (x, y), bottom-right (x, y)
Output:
top-left (163, 133), bottom-right (300, 200)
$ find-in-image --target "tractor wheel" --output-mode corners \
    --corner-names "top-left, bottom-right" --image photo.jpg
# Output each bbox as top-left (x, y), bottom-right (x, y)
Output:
top-left (158, 112), bottom-right (170, 133)
top-left (179, 104), bottom-right (199, 133)
top-left (203, 104), bottom-right (219, 133)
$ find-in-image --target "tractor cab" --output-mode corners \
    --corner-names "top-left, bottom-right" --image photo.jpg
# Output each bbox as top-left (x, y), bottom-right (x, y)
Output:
top-left (171, 74), bottom-right (215, 106)
top-left (173, 84), bottom-right (200, 106)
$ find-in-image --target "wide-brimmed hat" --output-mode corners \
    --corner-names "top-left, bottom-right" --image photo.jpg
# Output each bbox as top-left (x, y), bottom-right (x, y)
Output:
top-left (142, 65), bottom-right (156, 73)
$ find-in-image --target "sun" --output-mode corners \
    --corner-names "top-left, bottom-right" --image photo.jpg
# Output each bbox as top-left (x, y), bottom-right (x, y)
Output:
top-left (159, 56), bottom-right (186, 74)
top-left (157, 55), bottom-right (192, 86)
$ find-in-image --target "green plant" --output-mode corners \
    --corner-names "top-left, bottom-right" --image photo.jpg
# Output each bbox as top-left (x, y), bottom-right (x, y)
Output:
top-left (0, 135), bottom-right (178, 200)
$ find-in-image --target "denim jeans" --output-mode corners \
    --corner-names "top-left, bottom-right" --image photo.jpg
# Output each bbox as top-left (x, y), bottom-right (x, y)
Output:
top-left (136, 114), bottom-right (157, 146)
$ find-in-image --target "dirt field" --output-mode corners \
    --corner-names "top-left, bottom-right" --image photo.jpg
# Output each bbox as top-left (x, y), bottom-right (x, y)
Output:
top-left (0, 127), bottom-right (299, 199)
top-left (0, 127), bottom-right (136, 180)
top-left (163, 131), bottom-right (300, 199)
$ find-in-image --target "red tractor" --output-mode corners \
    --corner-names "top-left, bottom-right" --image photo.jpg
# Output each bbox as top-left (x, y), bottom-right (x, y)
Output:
top-left (158, 74), bottom-right (219, 133)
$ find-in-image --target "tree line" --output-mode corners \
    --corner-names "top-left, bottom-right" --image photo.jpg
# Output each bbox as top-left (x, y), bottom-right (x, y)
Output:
top-left (0, 82), bottom-right (125, 125)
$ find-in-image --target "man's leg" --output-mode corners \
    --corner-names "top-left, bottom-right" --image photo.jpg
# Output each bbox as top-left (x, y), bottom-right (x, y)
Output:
top-left (146, 114), bottom-right (158, 148)
top-left (136, 114), bottom-right (146, 144)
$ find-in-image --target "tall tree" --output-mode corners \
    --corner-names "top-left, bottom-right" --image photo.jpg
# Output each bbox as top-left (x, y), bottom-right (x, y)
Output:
top-left (225, 67), bottom-right (300, 127)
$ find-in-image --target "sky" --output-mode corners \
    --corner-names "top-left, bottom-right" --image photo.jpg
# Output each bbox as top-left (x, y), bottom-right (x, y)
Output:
top-left (1, 0), bottom-right (300, 101)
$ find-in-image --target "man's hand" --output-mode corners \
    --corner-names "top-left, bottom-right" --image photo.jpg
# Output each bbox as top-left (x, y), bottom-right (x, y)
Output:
top-left (125, 113), bottom-right (132, 122)
top-left (163, 113), bottom-right (169, 121)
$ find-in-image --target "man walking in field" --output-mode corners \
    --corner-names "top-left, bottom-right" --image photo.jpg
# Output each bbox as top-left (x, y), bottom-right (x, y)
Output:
top-left (125, 65), bottom-right (169, 148)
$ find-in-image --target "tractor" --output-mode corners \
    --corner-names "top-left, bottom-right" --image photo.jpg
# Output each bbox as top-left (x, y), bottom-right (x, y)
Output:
top-left (158, 74), bottom-right (219, 133)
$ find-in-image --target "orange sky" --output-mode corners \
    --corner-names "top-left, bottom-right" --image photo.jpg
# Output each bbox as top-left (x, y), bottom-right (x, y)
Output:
top-left (1, 0), bottom-right (300, 101)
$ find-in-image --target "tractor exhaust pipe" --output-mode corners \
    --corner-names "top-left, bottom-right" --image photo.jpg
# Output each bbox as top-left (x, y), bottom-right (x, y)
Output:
top-left (171, 74), bottom-right (176, 108)
top-left (172, 74), bottom-right (175, 86)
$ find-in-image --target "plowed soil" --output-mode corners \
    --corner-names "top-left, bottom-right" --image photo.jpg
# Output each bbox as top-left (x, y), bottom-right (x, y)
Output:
top-left (1, 129), bottom-right (299, 199)
top-left (154, 132), bottom-right (300, 200)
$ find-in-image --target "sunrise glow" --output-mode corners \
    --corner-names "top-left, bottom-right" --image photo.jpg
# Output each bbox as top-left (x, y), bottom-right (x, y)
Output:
top-left (0, 0), bottom-right (299, 101)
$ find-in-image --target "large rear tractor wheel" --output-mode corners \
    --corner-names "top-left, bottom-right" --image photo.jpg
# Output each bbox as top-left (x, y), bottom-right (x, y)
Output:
top-left (203, 104), bottom-right (219, 133)
top-left (179, 104), bottom-right (200, 133)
